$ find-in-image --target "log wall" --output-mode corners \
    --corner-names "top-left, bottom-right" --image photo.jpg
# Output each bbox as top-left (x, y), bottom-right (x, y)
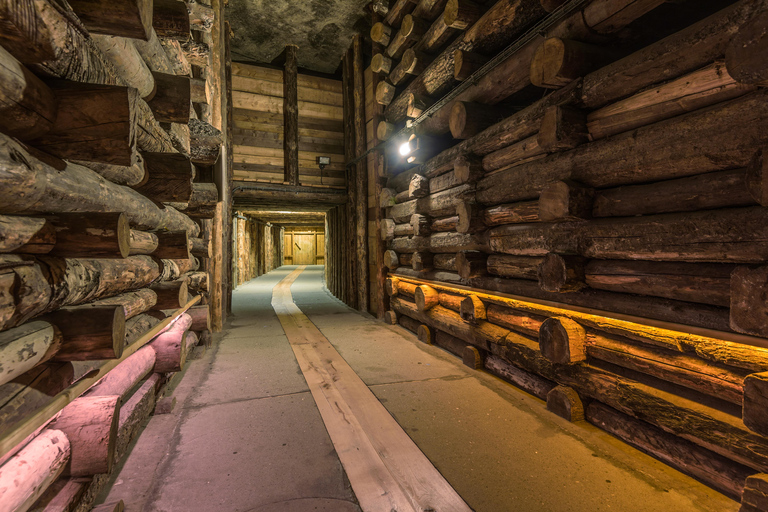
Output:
top-left (231, 62), bottom-right (346, 187)
top-left (370, 0), bottom-right (768, 504)
top-left (0, 0), bottom-right (221, 509)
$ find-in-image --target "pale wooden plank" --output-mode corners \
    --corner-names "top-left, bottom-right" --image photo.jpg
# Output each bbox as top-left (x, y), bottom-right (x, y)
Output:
top-left (232, 62), bottom-right (343, 93)
top-left (233, 75), bottom-right (343, 106)
top-left (233, 91), bottom-right (343, 120)
top-left (272, 267), bottom-right (473, 512)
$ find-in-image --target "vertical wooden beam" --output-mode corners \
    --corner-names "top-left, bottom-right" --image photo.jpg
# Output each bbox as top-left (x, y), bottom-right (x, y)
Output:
top-left (371, 11), bottom-right (389, 319)
top-left (353, 34), bottom-right (369, 312)
top-left (224, 20), bottom-right (234, 315)
top-left (283, 44), bottom-right (300, 186)
top-left (343, 48), bottom-right (358, 309)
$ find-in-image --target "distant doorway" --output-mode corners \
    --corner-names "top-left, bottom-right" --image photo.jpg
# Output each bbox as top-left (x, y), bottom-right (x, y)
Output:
top-left (284, 228), bottom-right (324, 266)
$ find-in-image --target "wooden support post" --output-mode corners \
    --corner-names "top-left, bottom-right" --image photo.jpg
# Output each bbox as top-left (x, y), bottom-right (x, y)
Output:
top-left (538, 253), bottom-right (586, 293)
top-left (412, 252), bottom-right (434, 271)
top-left (731, 266), bottom-right (768, 337)
top-left (49, 395), bottom-right (120, 476)
top-left (456, 250), bottom-right (487, 279)
top-left (283, 45), bottom-right (299, 186)
top-left (537, 105), bottom-right (589, 152)
top-left (353, 35), bottom-right (369, 311)
top-left (409, 174), bottom-right (430, 198)
top-left (417, 324), bottom-right (434, 344)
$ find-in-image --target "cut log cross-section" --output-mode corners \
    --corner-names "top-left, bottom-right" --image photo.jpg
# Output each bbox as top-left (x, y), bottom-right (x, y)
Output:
top-left (45, 305), bottom-right (126, 361)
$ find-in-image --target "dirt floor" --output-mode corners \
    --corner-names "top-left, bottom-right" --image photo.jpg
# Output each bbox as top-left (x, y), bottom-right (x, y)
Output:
top-left (98, 265), bottom-right (740, 512)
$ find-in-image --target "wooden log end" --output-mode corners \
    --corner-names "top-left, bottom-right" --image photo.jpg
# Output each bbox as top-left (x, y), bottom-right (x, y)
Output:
top-left (538, 105), bottom-right (589, 153)
top-left (51, 395), bottom-right (120, 476)
top-left (539, 317), bottom-right (586, 365)
top-left (384, 310), bottom-right (399, 325)
top-left (377, 120), bottom-right (396, 141)
top-left (384, 250), bottom-right (400, 270)
top-left (538, 253), bottom-right (586, 293)
top-left (546, 385), bottom-right (585, 422)
top-left (730, 266), bottom-right (768, 337)
top-left (48, 306), bottom-right (126, 362)
top-left (417, 324), bottom-right (433, 344)
top-left (371, 53), bottom-right (393, 74)
top-left (462, 345), bottom-right (483, 370)
top-left (537, 180), bottom-right (594, 222)
top-left (385, 277), bottom-right (400, 296)
top-left (459, 295), bottom-right (486, 323)
top-left (376, 81), bottom-right (397, 106)
top-left (371, 22), bottom-right (393, 46)
top-left (415, 285), bottom-right (439, 311)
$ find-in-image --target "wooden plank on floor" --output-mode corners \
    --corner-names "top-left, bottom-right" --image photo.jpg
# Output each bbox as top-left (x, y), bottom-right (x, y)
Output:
top-left (272, 266), bottom-right (472, 512)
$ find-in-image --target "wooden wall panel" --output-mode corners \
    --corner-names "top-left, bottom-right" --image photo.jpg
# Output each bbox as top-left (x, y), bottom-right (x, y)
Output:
top-left (231, 62), bottom-right (346, 188)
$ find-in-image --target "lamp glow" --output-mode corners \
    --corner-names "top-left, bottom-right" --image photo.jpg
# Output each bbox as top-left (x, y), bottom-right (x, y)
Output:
top-left (399, 141), bottom-right (411, 156)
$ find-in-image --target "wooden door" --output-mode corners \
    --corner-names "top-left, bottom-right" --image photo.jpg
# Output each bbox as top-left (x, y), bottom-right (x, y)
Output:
top-left (292, 234), bottom-right (316, 265)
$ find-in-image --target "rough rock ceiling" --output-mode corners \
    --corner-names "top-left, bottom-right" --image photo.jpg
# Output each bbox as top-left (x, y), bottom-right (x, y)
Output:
top-left (226, 0), bottom-right (370, 74)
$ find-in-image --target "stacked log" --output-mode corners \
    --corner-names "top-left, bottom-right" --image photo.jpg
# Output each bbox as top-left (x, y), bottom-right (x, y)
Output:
top-left (377, 1), bottom-right (768, 501)
top-left (0, 0), bottom-right (220, 509)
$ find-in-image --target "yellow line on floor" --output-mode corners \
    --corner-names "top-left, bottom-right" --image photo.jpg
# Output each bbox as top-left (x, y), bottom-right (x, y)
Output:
top-left (272, 266), bottom-right (473, 512)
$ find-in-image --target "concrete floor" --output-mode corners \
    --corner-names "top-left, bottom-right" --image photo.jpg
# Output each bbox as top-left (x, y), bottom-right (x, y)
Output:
top-left (100, 265), bottom-right (740, 512)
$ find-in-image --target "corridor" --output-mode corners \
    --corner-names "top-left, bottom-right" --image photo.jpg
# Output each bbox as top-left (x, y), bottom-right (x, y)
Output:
top-left (100, 266), bottom-right (737, 511)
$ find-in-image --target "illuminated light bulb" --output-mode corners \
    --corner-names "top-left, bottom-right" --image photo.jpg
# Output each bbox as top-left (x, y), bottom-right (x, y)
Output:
top-left (399, 141), bottom-right (411, 156)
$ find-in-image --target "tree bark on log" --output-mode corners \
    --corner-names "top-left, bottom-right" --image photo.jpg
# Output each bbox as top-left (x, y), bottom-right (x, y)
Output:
top-left (85, 289), bottom-right (158, 319)
top-left (49, 394), bottom-right (120, 476)
top-left (147, 72), bottom-right (191, 124)
top-left (0, 429), bottom-right (70, 512)
top-left (46, 305), bottom-right (126, 361)
top-left (129, 229), bottom-right (159, 255)
top-left (581, 0), bottom-right (768, 109)
top-left (0, 254), bottom-right (161, 330)
top-left (189, 119), bottom-right (222, 165)
top-left (0, 133), bottom-right (199, 235)
top-left (586, 401), bottom-right (750, 500)
top-left (30, 83), bottom-right (139, 167)
top-left (485, 354), bottom-right (556, 400)
top-left (152, 0), bottom-right (191, 41)
top-left (587, 61), bottom-right (753, 140)
top-left (383, 0), bottom-right (546, 123)
top-left (386, 81), bottom-right (582, 192)
top-left (67, 0), bottom-right (152, 40)
top-left (134, 152), bottom-right (194, 204)
top-left (0, 45), bottom-right (57, 140)
top-left (592, 167), bottom-right (760, 218)
top-left (0, 321), bottom-right (61, 387)
top-left (87, 345), bottom-right (156, 399)
top-left (477, 90), bottom-right (768, 205)
top-left (92, 36), bottom-right (156, 100)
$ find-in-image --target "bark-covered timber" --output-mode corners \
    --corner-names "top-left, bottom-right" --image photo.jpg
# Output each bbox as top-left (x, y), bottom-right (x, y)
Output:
top-left (67, 0), bottom-right (152, 40)
top-left (586, 61), bottom-right (754, 140)
top-left (389, 184), bottom-right (475, 222)
top-left (391, 231), bottom-right (489, 254)
top-left (383, 0), bottom-right (547, 123)
top-left (92, 35), bottom-right (156, 100)
top-left (0, 134), bottom-right (199, 235)
top-left (49, 395), bottom-right (120, 476)
top-left (581, 0), bottom-right (768, 109)
top-left (133, 152), bottom-right (194, 204)
top-left (86, 345), bottom-right (156, 398)
top-left (584, 260), bottom-right (733, 308)
top-left (353, 34), bottom-right (369, 312)
top-left (592, 167), bottom-right (761, 218)
top-left (147, 72), bottom-right (191, 124)
top-left (0, 45), bottom-right (57, 140)
top-left (477, 90), bottom-right (768, 205)
top-left (411, 0), bottom-right (667, 136)
top-left (386, 81), bottom-right (582, 192)
top-left (0, 429), bottom-right (69, 512)
top-left (0, 254), bottom-right (161, 330)
top-left (587, 402), bottom-right (751, 500)
top-left (189, 118), bottom-right (222, 165)
top-left (0, 321), bottom-right (61, 387)
top-left (152, 0), bottom-right (191, 41)
top-left (45, 305), bottom-right (126, 361)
